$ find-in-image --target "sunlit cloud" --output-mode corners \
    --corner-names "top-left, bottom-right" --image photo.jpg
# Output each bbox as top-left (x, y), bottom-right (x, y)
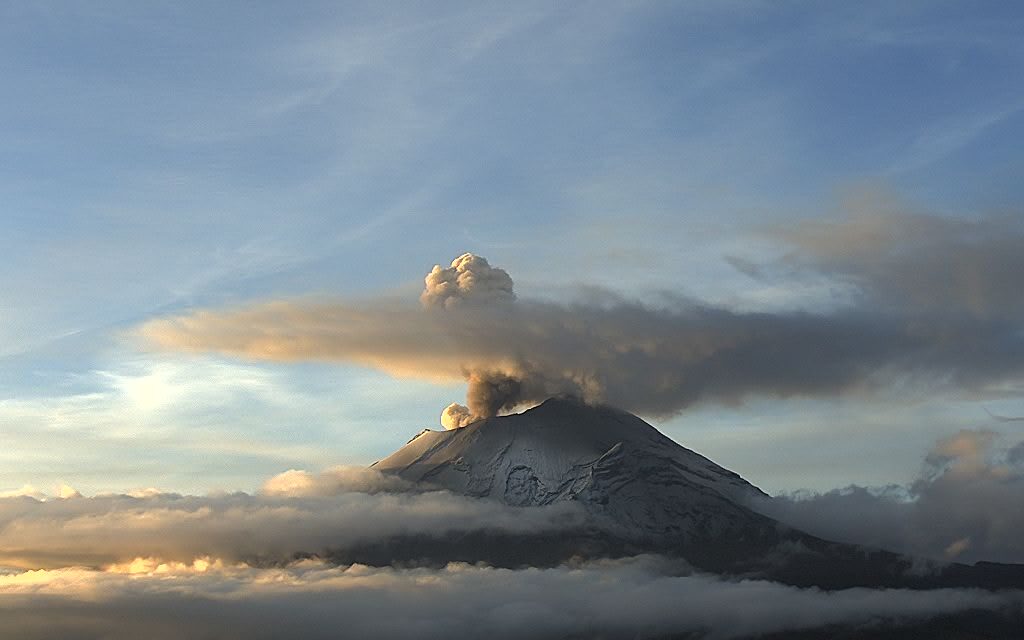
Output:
top-left (0, 557), bottom-right (1020, 640)
top-left (0, 471), bottom-right (585, 570)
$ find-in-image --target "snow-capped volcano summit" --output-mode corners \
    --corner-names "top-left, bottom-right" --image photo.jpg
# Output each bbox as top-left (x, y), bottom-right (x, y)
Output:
top-left (365, 397), bottom-right (1024, 592)
top-left (373, 397), bottom-right (771, 543)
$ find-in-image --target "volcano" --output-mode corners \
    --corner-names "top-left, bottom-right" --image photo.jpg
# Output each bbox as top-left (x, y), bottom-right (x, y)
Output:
top-left (363, 397), bottom-right (1024, 592)
top-left (373, 396), bottom-right (772, 544)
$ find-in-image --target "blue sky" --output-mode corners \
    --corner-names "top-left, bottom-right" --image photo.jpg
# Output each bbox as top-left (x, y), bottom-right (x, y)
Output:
top-left (2, 1), bottom-right (1024, 495)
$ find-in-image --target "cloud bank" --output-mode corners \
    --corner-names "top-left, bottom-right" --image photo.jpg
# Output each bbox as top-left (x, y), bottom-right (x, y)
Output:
top-left (755, 429), bottom-right (1024, 564)
top-left (140, 213), bottom-right (1024, 423)
top-left (2, 446), bottom-right (1023, 638)
top-left (2, 557), bottom-right (1021, 640)
top-left (0, 467), bottom-right (584, 570)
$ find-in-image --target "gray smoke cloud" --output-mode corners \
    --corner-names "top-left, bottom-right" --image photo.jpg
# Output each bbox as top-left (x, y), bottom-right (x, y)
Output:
top-left (773, 211), bottom-right (1024, 321)
top-left (753, 429), bottom-right (1024, 565)
top-left (141, 214), bottom-right (1024, 423)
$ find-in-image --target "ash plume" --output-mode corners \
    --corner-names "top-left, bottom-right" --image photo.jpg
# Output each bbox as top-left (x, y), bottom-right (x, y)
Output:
top-left (141, 215), bottom-right (1024, 425)
top-left (421, 253), bottom-right (515, 309)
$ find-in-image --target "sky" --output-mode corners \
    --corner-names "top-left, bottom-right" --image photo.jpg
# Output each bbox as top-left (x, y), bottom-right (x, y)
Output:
top-left (3, 0), bottom-right (1024, 498)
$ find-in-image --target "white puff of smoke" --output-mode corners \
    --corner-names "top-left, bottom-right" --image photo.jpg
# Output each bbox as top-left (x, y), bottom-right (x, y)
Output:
top-left (420, 253), bottom-right (515, 309)
top-left (440, 403), bottom-right (478, 430)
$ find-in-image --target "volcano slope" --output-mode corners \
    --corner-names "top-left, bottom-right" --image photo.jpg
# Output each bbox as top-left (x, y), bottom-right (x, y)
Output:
top-left (325, 397), bottom-right (1024, 591)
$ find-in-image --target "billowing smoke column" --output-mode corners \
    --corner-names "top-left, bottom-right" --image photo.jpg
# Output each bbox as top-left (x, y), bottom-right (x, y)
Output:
top-left (422, 255), bottom-right (523, 427)
top-left (421, 253), bottom-right (515, 309)
top-left (442, 371), bottom-right (544, 428)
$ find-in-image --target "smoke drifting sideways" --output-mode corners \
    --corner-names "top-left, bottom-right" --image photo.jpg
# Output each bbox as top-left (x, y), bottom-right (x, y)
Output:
top-left (140, 215), bottom-right (1024, 428)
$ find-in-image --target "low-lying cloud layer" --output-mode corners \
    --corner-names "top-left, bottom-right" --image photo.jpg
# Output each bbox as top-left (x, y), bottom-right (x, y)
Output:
top-left (756, 428), bottom-right (1024, 564)
top-left (7, 428), bottom-right (1024, 571)
top-left (0, 467), bottom-right (584, 570)
top-left (3, 447), bottom-right (1024, 638)
top-left (2, 557), bottom-right (1021, 640)
top-left (141, 213), bottom-right (1024, 424)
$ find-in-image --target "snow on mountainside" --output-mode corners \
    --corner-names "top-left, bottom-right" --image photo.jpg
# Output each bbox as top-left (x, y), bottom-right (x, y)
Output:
top-left (366, 397), bottom-right (1024, 592)
top-left (373, 397), bottom-right (772, 542)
